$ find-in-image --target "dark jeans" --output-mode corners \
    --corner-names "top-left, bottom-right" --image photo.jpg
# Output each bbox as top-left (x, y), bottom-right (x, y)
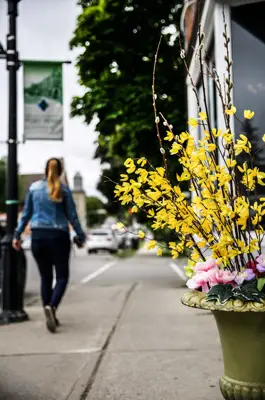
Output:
top-left (32, 235), bottom-right (71, 308)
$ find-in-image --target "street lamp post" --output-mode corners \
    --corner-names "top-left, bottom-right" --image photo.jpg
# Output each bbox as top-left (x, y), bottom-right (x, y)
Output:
top-left (0, 0), bottom-right (28, 324)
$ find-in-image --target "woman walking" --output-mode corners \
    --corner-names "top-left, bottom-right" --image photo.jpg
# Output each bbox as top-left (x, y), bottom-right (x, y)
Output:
top-left (12, 158), bottom-right (86, 333)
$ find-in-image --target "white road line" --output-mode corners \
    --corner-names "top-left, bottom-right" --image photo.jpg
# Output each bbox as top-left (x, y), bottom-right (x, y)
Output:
top-left (169, 262), bottom-right (187, 282)
top-left (80, 261), bottom-right (116, 284)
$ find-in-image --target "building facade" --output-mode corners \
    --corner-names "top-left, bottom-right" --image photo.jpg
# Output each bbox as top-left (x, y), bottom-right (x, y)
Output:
top-left (184, 0), bottom-right (265, 183)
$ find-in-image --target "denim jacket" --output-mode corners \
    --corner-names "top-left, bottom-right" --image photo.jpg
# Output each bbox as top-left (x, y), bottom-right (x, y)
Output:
top-left (14, 180), bottom-right (86, 242)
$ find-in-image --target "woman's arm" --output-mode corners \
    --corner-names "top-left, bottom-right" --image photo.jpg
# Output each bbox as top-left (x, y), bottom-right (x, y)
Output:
top-left (14, 191), bottom-right (33, 240)
top-left (64, 188), bottom-right (86, 243)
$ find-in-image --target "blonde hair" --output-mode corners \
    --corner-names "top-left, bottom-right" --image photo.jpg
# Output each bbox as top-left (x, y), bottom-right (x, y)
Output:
top-left (46, 159), bottom-right (62, 202)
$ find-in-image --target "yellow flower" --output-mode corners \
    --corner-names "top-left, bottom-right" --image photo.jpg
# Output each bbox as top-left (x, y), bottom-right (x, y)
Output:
top-left (146, 240), bottom-right (157, 250)
top-left (237, 162), bottom-right (248, 174)
top-left (252, 214), bottom-right (261, 225)
top-left (124, 158), bottom-right (134, 167)
top-left (157, 248), bottom-right (163, 256)
top-left (115, 101), bottom-right (264, 270)
top-left (257, 170), bottom-right (265, 186)
top-left (136, 168), bottom-right (148, 183)
top-left (204, 130), bottom-right (210, 140)
top-left (124, 158), bottom-right (136, 173)
top-left (120, 174), bottom-right (128, 182)
top-left (135, 197), bottom-right (145, 208)
top-left (137, 157), bottom-right (147, 167)
top-left (263, 134), bottom-right (265, 143)
top-left (171, 250), bottom-right (179, 259)
top-left (127, 165), bottom-right (136, 174)
top-left (186, 136), bottom-right (195, 155)
top-left (178, 131), bottom-right (191, 144)
top-left (177, 171), bottom-right (191, 181)
top-left (225, 106), bottom-right (236, 116)
top-left (164, 131), bottom-right (174, 141)
top-left (246, 239), bottom-right (259, 253)
top-left (244, 110), bottom-right (255, 120)
top-left (226, 159), bottom-right (237, 168)
top-left (188, 118), bottom-right (198, 128)
top-left (234, 134), bottom-right (251, 156)
top-left (138, 230), bottom-right (145, 239)
top-left (112, 222), bottom-right (125, 231)
top-left (207, 143), bottom-right (216, 152)
top-left (148, 209), bottom-right (155, 218)
top-left (170, 142), bottom-right (182, 155)
top-left (156, 167), bottom-right (165, 177)
top-left (199, 111), bottom-right (207, 121)
top-left (212, 128), bottom-right (222, 137)
top-left (223, 131), bottom-right (233, 144)
top-left (148, 190), bottom-right (162, 201)
top-left (197, 240), bottom-right (207, 248)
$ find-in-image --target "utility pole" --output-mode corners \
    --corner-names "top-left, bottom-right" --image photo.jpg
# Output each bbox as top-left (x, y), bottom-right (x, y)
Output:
top-left (0, 0), bottom-right (28, 324)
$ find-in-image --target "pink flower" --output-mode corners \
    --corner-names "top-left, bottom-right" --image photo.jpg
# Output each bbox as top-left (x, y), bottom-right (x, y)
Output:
top-left (187, 263), bottom-right (238, 293)
top-left (256, 254), bottom-right (265, 273)
top-left (208, 268), bottom-right (237, 287)
top-left (187, 271), bottom-right (210, 293)
top-left (195, 258), bottom-right (217, 273)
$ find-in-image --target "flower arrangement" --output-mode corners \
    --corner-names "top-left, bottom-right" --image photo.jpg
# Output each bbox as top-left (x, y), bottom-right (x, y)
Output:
top-left (113, 17), bottom-right (265, 304)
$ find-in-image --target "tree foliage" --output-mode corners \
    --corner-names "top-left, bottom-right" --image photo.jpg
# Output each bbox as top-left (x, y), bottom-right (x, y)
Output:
top-left (86, 196), bottom-right (107, 226)
top-left (71, 0), bottom-right (186, 213)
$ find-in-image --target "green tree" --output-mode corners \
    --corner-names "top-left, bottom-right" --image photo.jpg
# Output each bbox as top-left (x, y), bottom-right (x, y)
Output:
top-left (71, 0), bottom-right (186, 213)
top-left (86, 196), bottom-right (107, 226)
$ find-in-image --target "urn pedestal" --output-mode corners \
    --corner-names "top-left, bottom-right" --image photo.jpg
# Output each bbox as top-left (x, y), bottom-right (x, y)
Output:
top-left (182, 291), bottom-right (265, 400)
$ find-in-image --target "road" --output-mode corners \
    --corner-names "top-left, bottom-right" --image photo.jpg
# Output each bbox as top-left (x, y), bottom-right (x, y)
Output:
top-left (25, 248), bottom-right (187, 303)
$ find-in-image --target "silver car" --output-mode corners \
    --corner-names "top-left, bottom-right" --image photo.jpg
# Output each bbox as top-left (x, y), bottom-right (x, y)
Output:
top-left (87, 229), bottom-right (118, 254)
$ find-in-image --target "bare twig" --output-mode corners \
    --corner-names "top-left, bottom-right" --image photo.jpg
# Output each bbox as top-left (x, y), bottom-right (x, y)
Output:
top-left (152, 36), bottom-right (169, 178)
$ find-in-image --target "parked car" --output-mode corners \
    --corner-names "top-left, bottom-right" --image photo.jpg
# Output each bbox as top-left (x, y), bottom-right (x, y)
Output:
top-left (87, 228), bottom-right (118, 254)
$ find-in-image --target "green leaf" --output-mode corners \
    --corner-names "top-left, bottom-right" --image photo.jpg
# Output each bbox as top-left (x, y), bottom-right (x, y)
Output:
top-left (206, 284), bottom-right (234, 304)
top-left (258, 277), bottom-right (265, 292)
top-left (184, 265), bottom-right (194, 279)
top-left (232, 279), bottom-right (265, 302)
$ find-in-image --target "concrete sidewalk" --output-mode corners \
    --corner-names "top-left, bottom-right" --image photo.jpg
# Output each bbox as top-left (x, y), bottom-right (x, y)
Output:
top-left (0, 284), bottom-right (223, 399)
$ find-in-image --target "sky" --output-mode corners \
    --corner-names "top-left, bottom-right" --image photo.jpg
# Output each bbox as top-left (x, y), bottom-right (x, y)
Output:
top-left (0, 0), bottom-right (101, 196)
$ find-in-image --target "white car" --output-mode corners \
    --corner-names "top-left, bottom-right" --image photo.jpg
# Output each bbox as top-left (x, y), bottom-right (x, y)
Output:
top-left (87, 229), bottom-right (118, 254)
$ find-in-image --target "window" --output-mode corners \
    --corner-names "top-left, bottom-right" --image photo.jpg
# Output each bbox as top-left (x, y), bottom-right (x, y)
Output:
top-left (196, 40), bottom-right (218, 150)
top-left (231, 2), bottom-right (265, 196)
top-left (206, 45), bottom-right (218, 131)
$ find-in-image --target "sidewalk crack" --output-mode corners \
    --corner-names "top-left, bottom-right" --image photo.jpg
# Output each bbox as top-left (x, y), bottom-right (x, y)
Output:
top-left (68, 282), bottom-right (137, 400)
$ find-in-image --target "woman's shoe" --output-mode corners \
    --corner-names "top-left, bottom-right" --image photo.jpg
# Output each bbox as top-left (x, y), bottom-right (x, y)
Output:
top-left (52, 307), bottom-right (60, 327)
top-left (44, 305), bottom-right (56, 333)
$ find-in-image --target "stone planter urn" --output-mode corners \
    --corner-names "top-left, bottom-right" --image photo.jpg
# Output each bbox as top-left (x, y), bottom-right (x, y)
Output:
top-left (182, 290), bottom-right (265, 400)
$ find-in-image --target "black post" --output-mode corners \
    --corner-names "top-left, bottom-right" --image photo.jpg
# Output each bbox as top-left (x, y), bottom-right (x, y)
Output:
top-left (0, 0), bottom-right (28, 324)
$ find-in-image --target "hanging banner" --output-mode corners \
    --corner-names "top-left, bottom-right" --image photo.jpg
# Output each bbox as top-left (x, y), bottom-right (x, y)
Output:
top-left (23, 61), bottom-right (63, 140)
